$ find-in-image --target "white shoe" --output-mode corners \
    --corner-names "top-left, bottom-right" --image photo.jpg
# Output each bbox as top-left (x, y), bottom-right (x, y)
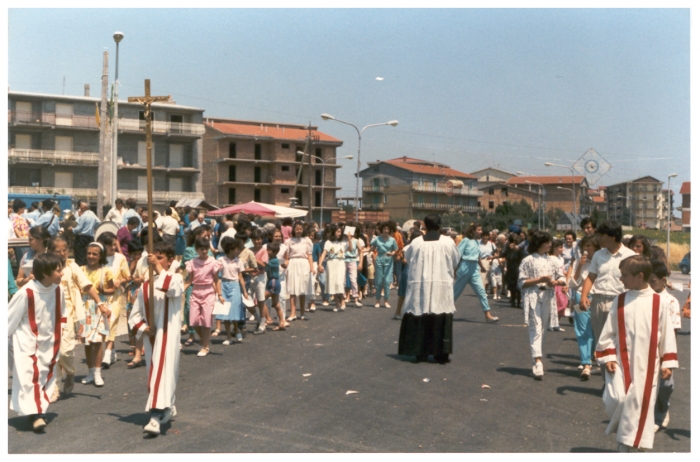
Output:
top-left (160, 406), bottom-right (177, 424)
top-left (101, 350), bottom-right (113, 368)
top-left (81, 371), bottom-right (94, 385)
top-left (333, 308), bottom-right (338, 312)
top-left (223, 340), bottom-right (232, 345)
top-left (533, 362), bottom-right (544, 380)
top-left (374, 303), bottom-right (380, 308)
top-left (322, 301), bottom-right (329, 306)
top-left (340, 305), bottom-right (346, 311)
top-left (236, 333), bottom-right (243, 342)
top-left (355, 300), bottom-right (362, 307)
top-left (94, 371), bottom-right (104, 387)
top-left (143, 417), bottom-right (161, 436)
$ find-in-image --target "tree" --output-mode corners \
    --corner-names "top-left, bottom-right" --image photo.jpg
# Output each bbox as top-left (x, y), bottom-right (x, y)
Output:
top-left (476, 200), bottom-right (538, 232)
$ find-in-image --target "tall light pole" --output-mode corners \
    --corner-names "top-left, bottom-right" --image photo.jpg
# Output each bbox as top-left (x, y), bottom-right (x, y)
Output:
top-left (667, 173), bottom-right (678, 261)
top-left (544, 162), bottom-right (578, 221)
top-left (557, 186), bottom-right (577, 231)
top-left (320, 113), bottom-right (398, 222)
top-left (519, 171), bottom-right (544, 229)
top-left (111, 31), bottom-right (124, 213)
top-left (298, 151), bottom-right (353, 228)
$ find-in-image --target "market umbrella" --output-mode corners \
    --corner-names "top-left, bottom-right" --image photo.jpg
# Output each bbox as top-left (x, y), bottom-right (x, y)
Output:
top-left (207, 201), bottom-right (308, 218)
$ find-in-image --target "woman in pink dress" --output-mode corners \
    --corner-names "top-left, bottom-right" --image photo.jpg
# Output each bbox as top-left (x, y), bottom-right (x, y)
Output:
top-left (184, 237), bottom-right (223, 357)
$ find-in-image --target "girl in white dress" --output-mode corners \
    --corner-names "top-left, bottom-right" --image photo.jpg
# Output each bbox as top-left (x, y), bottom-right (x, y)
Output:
top-left (318, 224), bottom-right (348, 312)
top-left (284, 221), bottom-right (314, 322)
top-left (15, 225), bottom-right (51, 288)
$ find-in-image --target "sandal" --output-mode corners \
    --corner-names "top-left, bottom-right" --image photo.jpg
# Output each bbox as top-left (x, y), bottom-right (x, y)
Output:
top-left (272, 326), bottom-right (286, 331)
top-left (127, 359), bottom-right (143, 369)
top-left (183, 338), bottom-right (194, 347)
top-left (286, 316), bottom-right (297, 322)
top-left (211, 330), bottom-right (221, 337)
top-left (197, 348), bottom-right (209, 357)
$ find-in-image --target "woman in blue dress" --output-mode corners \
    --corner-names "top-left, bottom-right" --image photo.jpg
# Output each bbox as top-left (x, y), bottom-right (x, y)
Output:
top-left (370, 221), bottom-right (398, 309)
top-left (453, 223), bottom-right (499, 322)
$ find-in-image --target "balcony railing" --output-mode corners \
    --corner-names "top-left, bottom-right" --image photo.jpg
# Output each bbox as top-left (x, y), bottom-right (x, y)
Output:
top-left (8, 186), bottom-right (204, 203)
top-left (9, 111), bottom-right (99, 129)
top-left (364, 203), bottom-right (385, 210)
top-left (9, 148), bottom-right (99, 166)
top-left (363, 185), bottom-right (385, 193)
top-left (410, 202), bottom-right (481, 213)
top-left (411, 182), bottom-right (483, 197)
top-left (118, 119), bottom-right (205, 136)
top-left (9, 186), bottom-right (98, 199)
top-left (120, 190), bottom-right (204, 202)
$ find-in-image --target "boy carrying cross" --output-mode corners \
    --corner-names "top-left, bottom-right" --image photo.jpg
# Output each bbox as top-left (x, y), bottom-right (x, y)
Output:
top-left (595, 255), bottom-right (678, 452)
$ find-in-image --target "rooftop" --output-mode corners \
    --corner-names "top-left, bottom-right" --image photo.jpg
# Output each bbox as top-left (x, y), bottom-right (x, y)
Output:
top-left (680, 181), bottom-right (690, 195)
top-left (383, 156), bottom-right (476, 179)
top-left (204, 118), bottom-right (342, 144)
top-left (9, 90), bottom-right (204, 111)
top-left (506, 175), bottom-right (587, 186)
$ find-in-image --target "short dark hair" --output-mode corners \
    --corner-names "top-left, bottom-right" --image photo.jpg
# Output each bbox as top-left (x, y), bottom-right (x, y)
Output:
top-left (619, 255), bottom-right (652, 281)
top-left (29, 226), bottom-right (52, 249)
top-left (549, 239), bottom-right (564, 255)
top-left (165, 207), bottom-right (172, 216)
top-left (97, 231), bottom-right (117, 247)
top-left (125, 198), bottom-right (137, 209)
top-left (194, 236), bottom-right (210, 251)
top-left (169, 200), bottom-right (178, 208)
top-left (650, 259), bottom-right (669, 279)
top-left (564, 230), bottom-right (577, 240)
top-left (33, 252), bottom-right (63, 280)
top-left (139, 227), bottom-right (163, 246)
top-left (528, 230), bottom-right (553, 254)
top-left (282, 217), bottom-right (293, 226)
top-left (580, 217), bottom-right (596, 230)
top-left (127, 239), bottom-right (144, 254)
top-left (507, 233), bottom-right (521, 245)
top-left (250, 228), bottom-right (264, 241)
top-left (579, 234), bottom-right (600, 253)
top-left (463, 222), bottom-right (481, 239)
top-left (267, 242), bottom-right (280, 255)
top-left (12, 199), bottom-right (26, 213)
top-left (223, 237), bottom-right (244, 254)
top-left (650, 245), bottom-right (667, 266)
top-left (41, 198), bottom-right (55, 210)
top-left (115, 198), bottom-right (124, 206)
top-left (49, 235), bottom-right (68, 252)
top-left (596, 220), bottom-right (622, 242)
top-left (87, 242), bottom-right (107, 266)
top-left (327, 224), bottom-right (341, 242)
top-left (153, 241), bottom-right (175, 260)
top-left (30, 201), bottom-right (39, 210)
top-left (628, 235), bottom-right (652, 258)
top-left (292, 220), bottom-right (308, 238)
top-left (127, 216), bottom-right (141, 227)
top-left (424, 214), bottom-right (441, 231)
top-left (377, 221), bottom-right (392, 234)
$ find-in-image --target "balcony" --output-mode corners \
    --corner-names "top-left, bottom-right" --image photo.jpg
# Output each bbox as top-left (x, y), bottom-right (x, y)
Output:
top-left (9, 148), bottom-right (99, 166)
top-left (410, 202), bottom-right (481, 213)
top-left (120, 190), bottom-right (204, 202)
top-left (9, 111), bottom-right (99, 129)
top-left (411, 182), bottom-right (483, 197)
top-left (9, 186), bottom-right (98, 200)
top-left (363, 185), bottom-right (385, 193)
top-left (364, 203), bottom-right (385, 210)
top-left (118, 118), bottom-right (205, 136)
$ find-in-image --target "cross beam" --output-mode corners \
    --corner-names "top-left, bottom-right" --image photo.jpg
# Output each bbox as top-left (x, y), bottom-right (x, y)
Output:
top-left (127, 79), bottom-right (170, 324)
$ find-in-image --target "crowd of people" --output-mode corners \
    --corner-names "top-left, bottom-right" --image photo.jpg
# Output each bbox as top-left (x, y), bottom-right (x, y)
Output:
top-left (7, 197), bottom-right (690, 450)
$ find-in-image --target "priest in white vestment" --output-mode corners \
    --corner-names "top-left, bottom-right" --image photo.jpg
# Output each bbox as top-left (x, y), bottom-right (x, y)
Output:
top-left (128, 241), bottom-right (184, 436)
top-left (8, 253), bottom-right (66, 432)
top-left (595, 255), bottom-right (678, 451)
top-left (398, 214), bottom-right (460, 364)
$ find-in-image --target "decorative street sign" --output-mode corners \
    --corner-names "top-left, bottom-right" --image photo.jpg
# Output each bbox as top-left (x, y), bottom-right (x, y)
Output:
top-left (573, 148), bottom-right (611, 185)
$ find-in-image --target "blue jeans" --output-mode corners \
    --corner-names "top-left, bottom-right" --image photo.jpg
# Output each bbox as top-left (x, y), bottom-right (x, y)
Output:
top-left (375, 262), bottom-right (394, 301)
top-left (453, 260), bottom-right (490, 312)
top-left (573, 308), bottom-right (594, 365)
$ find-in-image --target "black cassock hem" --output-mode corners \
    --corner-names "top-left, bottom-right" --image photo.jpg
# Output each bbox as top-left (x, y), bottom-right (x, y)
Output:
top-left (398, 312), bottom-right (453, 358)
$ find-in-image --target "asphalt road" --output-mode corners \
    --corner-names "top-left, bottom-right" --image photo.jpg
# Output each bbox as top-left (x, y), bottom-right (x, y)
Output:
top-left (8, 275), bottom-right (691, 453)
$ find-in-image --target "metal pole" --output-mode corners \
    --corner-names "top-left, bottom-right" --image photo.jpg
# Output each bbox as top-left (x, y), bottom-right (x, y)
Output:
top-left (355, 131), bottom-right (361, 223)
top-left (320, 161), bottom-right (325, 229)
top-left (111, 40), bottom-right (120, 212)
top-left (97, 51), bottom-right (109, 219)
top-left (667, 177), bottom-right (672, 260)
top-left (144, 80), bottom-right (155, 316)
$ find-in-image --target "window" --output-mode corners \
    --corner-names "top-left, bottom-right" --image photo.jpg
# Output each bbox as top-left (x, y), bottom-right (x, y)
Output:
top-left (281, 143), bottom-right (290, 149)
top-left (295, 190), bottom-right (303, 206)
top-left (501, 187), bottom-right (508, 196)
top-left (56, 103), bottom-right (74, 126)
top-left (315, 170), bottom-right (322, 186)
top-left (228, 188), bottom-right (236, 204)
top-left (433, 195), bottom-right (438, 205)
top-left (169, 144), bottom-right (184, 168)
top-left (228, 165), bottom-right (236, 182)
top-left (138, 111), bottom-right (154, 121)
top-left (254, 189), bottom-right (261, 202)
top-left (488, 188), bottom-right (494, 195)
top-left (315, 191), bottom-right (322, 207)
top-left (316, 148), bottom-right (322, 159)
top-left (255, 144), bottom-right (262, 160)
top-left (281, 188), bottom-right (290, 194)
top-left (384, 194), bottom-right (388, 204)
top-left (15, 134), bottom-right (32, 149)
top-left (169, 177), bottom-right (183, 192)
top-left (432, 178), bottom-right (438, 188)
top-left (373, 178), bottom-right (380, 187)
top-left (384, 177), bottom-right (389, 187)
top-left (489, 201), bottom-right (495, 209)
top-left (254, 167), bottom-right (261, 183)
top-left (281, 165), bottom-right (290, 172)
top-left (229, 143), bottom-right (236, 159)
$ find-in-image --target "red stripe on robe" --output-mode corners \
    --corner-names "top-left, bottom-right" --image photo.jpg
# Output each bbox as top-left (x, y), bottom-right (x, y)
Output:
top-left (27, 289), bottom-right (43, 414)
top-left (151, 298), bottom-right (169, 410)
top-left (617, 293), bottom-right (632, 393)
top-left (633, 294), bottom-right (660, 448)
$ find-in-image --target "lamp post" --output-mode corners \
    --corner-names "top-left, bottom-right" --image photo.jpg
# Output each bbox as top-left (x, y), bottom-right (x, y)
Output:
top-left (320, 113), bottom-right (398, 222)
top-left (667, 173), bottom-right (678, 261)
top-left (111, 31), bottom-right (124, 212)
top-left (297, 151), bottom-right (353, 228)
top-left (557, 186), bottom-right (577, 231)
top-left (544, 162), bottom-right (578, 219)
top-left (519, 171), bottom-right (544, 229)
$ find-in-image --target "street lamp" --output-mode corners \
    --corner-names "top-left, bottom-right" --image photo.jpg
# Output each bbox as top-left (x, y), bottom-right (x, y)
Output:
top-left (667, 173), bottom-right (678, 261)
top-left (111, 31), bottom-right (124, 213)
top-left (297, 151), bottom-right (353, 228)
top-left (320, 113), bottom-right (398, 222)
top-left (519, 171), bottom-right (544, 229)
top-left (557, 186), bottom-right (577, 231)
top-left (544, 162), bottom-right (578, 218)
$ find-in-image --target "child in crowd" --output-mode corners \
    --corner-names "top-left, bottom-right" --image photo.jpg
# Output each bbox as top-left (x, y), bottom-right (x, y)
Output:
top-left (318, 224), bottom-right (348, 312)
top-left (184, 237), bottom-right (223, 357)
top-left (490, 245), bottom-right (504, 300)
top-left (648, 259), bottom-right (682, 432)
top-left (595, 255), bottom-right (678, 452)
top-left (284, 221), bottom-right (314, 322)
top-left (9, 252), bottom-right (66, 432)
top-left (249, 229), bottom-right (270, 333)
top-left (126, 240), bottom-right (146, 367)
top-left (80, 242), bottom-right (114, 387)
top-left (217, 237), bottom-right (250, 344)
top-left (548, 239), bottom-right (567, 332)
top-left (266, 242), bottom-right (287, 330)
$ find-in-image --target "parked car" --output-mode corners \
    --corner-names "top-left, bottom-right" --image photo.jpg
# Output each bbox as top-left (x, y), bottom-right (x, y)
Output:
top-left (679, 252), bottom-right (690, 275)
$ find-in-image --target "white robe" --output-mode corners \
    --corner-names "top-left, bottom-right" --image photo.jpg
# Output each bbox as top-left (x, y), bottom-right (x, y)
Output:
top-left (8, 280), bottom-right (66, 416)
top-left (595, 287), bottom-right (679, 449)
top-left (403, 234), bottom-right (460, 316)
top-left (128, 271), bottom-right (183, 411)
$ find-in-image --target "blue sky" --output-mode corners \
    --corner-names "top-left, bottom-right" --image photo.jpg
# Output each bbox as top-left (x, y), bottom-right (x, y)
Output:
top-left (7, 8), bottom-right (691, 202)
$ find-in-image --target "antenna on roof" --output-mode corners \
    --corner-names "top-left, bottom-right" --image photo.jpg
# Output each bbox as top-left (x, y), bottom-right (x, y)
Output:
top-left (62, 76), bottom-right (66, 95)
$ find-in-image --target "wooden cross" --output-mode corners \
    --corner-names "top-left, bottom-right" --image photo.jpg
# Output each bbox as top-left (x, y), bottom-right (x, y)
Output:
top-left (128, 79), bottom-right (170, 323)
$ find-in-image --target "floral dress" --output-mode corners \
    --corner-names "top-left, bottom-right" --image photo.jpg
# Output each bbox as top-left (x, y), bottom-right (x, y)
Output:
top-left (79, 266), bottom-right (113, 344)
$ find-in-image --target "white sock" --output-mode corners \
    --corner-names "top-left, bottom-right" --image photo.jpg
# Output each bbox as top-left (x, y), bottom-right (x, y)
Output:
top-left (94, 367), bottom-right (101, 375)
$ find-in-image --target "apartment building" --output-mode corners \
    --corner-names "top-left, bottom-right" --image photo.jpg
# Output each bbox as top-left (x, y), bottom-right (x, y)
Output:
top-left (358, 156), bottom-right (481, 220)
top-left (505, 175), bottom-right (589, 214)
top-left (680, 181), bottom-right (690, 232)
top-left (604, 176), bottom-right (670, 229)
top-left (201, 118), bottom-right (343, 223)
top-left (478, 184), bottom-right (542, 212)
top-left (8, 91), bottom-right (205, 208)
top-left (470, 167), bottom-right (516, 189)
